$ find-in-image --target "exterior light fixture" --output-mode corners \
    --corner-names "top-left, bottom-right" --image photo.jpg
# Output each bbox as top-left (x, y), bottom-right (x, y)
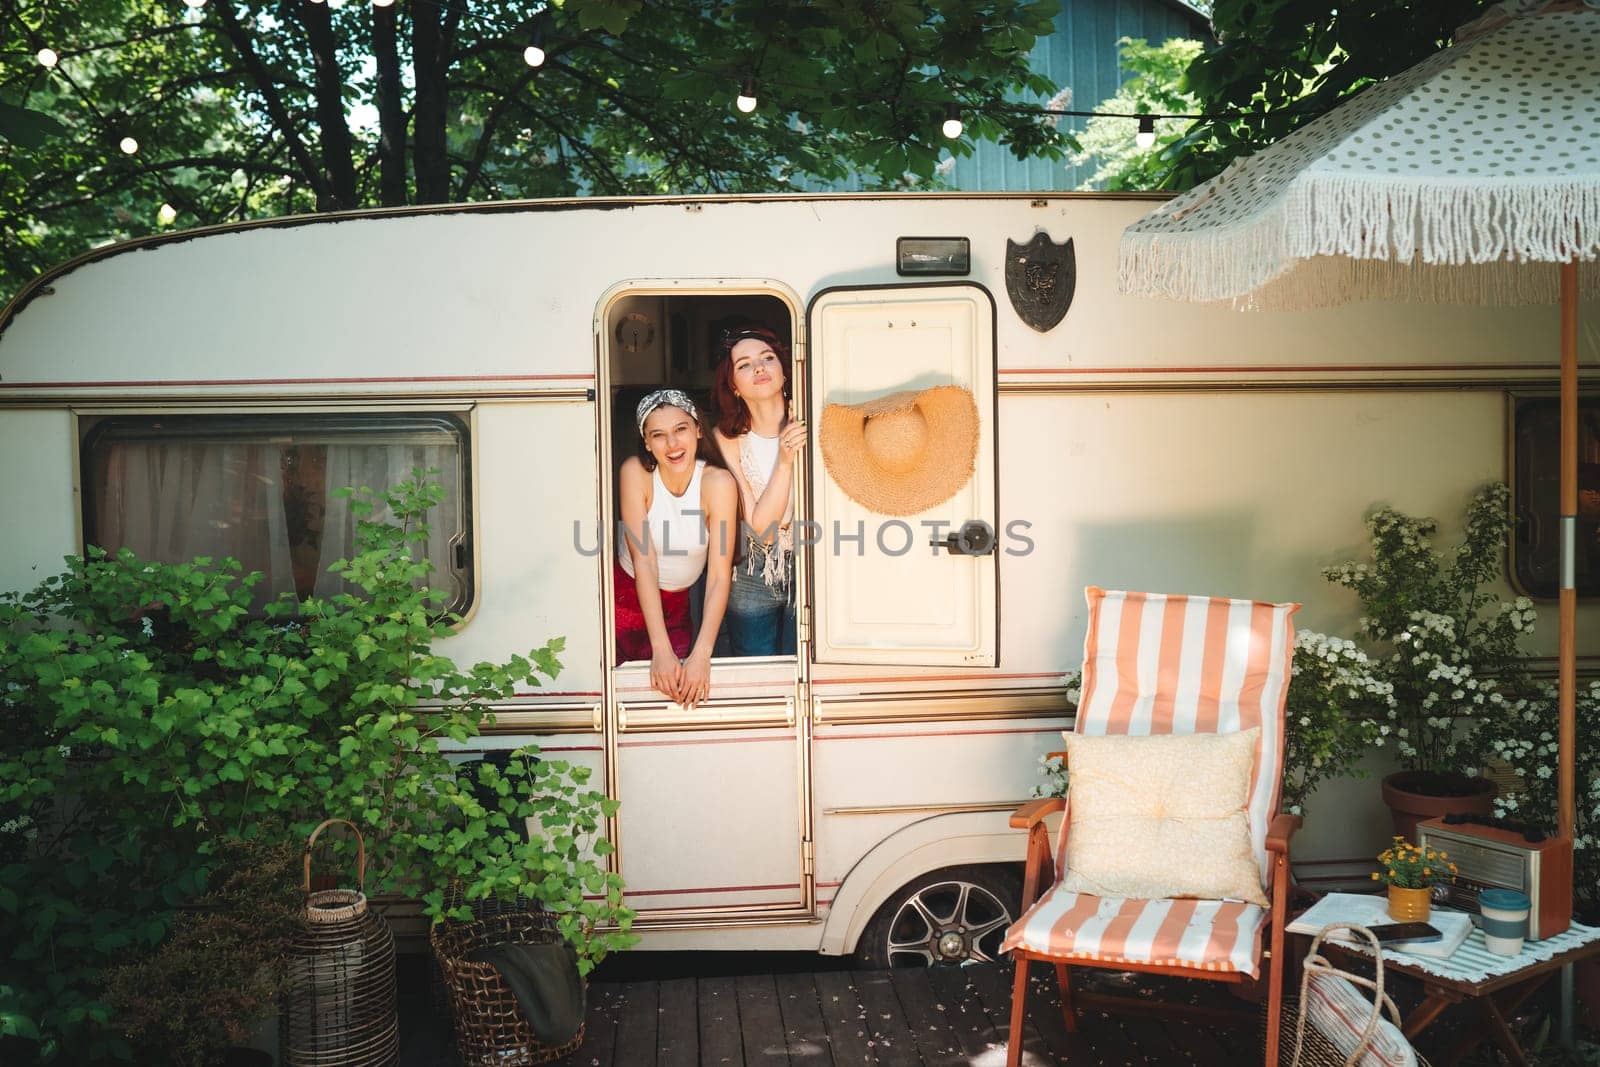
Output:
top-left (736, 76), bottom-right (759, 114)
top-left (1135, 114), bottom-right (1156, 150)
top-left (896, 236), bottom-right (971, 277)
top-left (941, 104), bottom-right (964, 140)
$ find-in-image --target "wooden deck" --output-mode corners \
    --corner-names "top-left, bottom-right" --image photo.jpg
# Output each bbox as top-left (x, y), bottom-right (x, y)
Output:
top-left (401, 960), bottom-right (1259, 1065)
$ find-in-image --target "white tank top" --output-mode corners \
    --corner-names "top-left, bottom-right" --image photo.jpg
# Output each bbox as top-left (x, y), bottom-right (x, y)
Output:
top-left (744, 431), bottom-right (780, 481)
top-left (619, 459), bottom-right (708, 591)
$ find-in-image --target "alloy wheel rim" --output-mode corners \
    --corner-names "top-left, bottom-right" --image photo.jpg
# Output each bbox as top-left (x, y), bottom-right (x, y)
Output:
top-left (883, 879), bottom-right (1013, 967)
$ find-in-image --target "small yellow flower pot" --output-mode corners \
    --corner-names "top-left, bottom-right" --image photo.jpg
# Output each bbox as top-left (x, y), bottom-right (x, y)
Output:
top-left (1388, 885), bottom-right (1431, 922)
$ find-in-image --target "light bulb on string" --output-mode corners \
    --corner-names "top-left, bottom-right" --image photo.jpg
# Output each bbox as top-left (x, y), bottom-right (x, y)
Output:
top-left (119, 136), bottom-right (139, 154)
top-left (182, 0), bottom-right (207, 9)
top-left (941, 104), bottom-right (963, 140)
top-left (157, 203), bottom-right (178, 225)
top-left (37, 47), bottom-right (59, 68)
top-left (524, 44), bottom-right (546, 67)
top-left (372, 0), bottom-right (395, 5)
top-left (1134, 114), bottom-right (1156, 150)
top-left (327, 0), bottom-right (346, 8)
top-left (736, 76), bottom-right (758, 114)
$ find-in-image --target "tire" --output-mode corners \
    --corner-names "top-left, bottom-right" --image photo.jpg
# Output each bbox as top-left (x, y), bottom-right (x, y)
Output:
top-left (852, 864), bottom-right (1023, 969)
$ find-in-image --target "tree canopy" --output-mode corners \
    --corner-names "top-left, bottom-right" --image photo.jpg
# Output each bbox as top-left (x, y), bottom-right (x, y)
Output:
top-left (0, 0), bottom-right (1068, 302)
top-left (1168, 0), bottom-right (1495, 188)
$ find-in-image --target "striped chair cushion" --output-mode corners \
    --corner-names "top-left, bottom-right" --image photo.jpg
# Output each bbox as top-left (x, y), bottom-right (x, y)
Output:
top-left (1000, 888), bottom-right (1267, 978)
top-left (1065, 587), bottom-right (1298, 887)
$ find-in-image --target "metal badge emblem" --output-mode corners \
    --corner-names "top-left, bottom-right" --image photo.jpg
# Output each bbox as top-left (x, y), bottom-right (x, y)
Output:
top-left (1005, 232), bottom-right (1076, 332)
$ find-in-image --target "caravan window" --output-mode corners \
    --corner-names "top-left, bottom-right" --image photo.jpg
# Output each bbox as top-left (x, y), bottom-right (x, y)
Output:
top-left (1512, 396), bottom-right (1600, 598)
top-left (81, 414), bottom-right (471, 611)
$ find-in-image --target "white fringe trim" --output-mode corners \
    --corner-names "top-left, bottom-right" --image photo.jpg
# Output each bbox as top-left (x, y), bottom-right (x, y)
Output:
top-left (1120, 176), bottom-right (1600, 310)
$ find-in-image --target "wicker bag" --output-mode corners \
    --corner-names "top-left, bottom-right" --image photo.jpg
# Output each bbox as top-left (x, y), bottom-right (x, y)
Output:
top-left (1286, 922), bottom-right (1427, 1067)
top-left (431, 909), bottom-right (586, 1066)
top-left (280, 819), bottom-right (398, 1067)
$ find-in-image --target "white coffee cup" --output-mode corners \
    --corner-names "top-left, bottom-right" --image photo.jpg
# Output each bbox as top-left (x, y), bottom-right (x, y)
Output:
top-left (1479, 888), bottom-right (1531, 956)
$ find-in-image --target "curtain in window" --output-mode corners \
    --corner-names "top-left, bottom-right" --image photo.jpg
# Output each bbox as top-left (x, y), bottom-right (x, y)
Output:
top-left (312, 443), bottom-right (461, 603)
top-left (95, 442), bottom-right (296, 602)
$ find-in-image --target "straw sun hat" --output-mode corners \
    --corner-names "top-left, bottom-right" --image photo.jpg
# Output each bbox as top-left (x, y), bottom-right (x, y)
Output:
top-left (819, 385), bottom-right (980, 516)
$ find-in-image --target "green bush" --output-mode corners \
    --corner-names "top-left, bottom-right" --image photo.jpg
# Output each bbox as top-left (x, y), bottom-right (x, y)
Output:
top-left (0, 474), bottom-right (634, 1062)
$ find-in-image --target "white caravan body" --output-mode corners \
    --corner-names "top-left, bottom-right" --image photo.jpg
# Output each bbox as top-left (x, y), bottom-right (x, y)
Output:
top-left (2, 194), bottom-right (1594, 957)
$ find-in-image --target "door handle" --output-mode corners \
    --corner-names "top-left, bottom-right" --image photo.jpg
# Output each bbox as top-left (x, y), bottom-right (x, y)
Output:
top-left (930, 519), bottom-right (997, 556)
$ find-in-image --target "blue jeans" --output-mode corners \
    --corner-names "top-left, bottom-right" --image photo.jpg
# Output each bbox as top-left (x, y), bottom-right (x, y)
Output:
top-left (725, 545), bottom-right (796, 657)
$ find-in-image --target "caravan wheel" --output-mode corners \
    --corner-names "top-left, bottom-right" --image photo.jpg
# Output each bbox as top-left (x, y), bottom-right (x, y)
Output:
top-left (853, 865), bottom-right (1021, 969)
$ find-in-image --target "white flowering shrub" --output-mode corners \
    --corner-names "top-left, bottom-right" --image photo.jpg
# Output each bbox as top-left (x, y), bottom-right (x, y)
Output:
top-left (1475, 679), bottom-right (1600, 917)
top-left (1032, 672), bottom-right (1079, 798)
top-left (1283, 631), bottom-right (1391, 816)
top-left (1323, 484), bottom-right (1532, 778)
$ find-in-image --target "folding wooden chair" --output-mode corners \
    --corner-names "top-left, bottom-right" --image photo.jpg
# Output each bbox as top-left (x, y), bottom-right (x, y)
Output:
top-left (1002, 587), bottom-right (1302, 1067)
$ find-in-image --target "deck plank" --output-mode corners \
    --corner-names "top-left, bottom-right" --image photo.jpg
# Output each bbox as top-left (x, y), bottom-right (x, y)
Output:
top-left (879, 968), bottom-right (968, 1067)
top-left (698, 976), bottom-right (745, 1066)
top-left (772, 971), bottom-right (833, 1064)
top-left (656, 977), bottom-right (701, 1067)
top-left (612, 979), bottom-right (661, 1067)
top-left (571, 981), bottom-right (622, 1067)
top-left (736, 974), bottom-right (791, 1066)
top-left (813, 970), bottom-right (875, 1066)
top-left (852, 970), bottom-right (921, 1067)
top-left (966, 960), bottom-right (1060, 1067)
top-left (922, 965), bottom-right (997, 1061)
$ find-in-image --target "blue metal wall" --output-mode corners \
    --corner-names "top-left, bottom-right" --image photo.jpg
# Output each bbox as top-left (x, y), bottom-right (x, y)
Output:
top-left (797, 0), bottom-right (1209, 192)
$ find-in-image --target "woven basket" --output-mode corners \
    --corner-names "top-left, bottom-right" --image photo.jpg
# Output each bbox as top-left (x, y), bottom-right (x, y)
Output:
top-left (281, 819), bottom-right (398, 1067)
top-left (431, 910), bottom-right (586, 1066)
top-left (1264, 922), bottom-right (1430, 1067)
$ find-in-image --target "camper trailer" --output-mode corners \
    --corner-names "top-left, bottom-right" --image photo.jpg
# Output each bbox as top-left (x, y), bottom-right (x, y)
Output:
top-left (2, 193), bottom-right (1593, 963)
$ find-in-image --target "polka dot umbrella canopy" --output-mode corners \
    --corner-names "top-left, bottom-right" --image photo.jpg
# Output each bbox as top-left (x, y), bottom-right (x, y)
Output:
top-left (1119, 0), bottom-right (1598, 845)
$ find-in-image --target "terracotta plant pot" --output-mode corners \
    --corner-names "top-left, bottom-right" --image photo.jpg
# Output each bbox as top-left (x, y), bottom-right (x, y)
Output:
top-left (1387, 885), bottom-right (1432, 922)
top-left (1380, 770), bottom-right (1497, 842)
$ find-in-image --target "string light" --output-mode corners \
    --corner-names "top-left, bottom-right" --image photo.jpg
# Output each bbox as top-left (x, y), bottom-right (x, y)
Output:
top-left (736, 75), bottom-right (759, 114)
top-left (119, 136), bottom-right (139, 154)
top-left (157, 203), bottom-right (178, 224)
top-left (182, 0), bottom-right (207, 9)
top-left (36, 47), bottom-right (58, 68)
top-left (941, 104), bottom-right (963, 140)
top-left (372, 0), bottom-right (396, 6)
top-left (523, 18), bottom-right (546, 67)
top-left (1135, 114), bottom-right (1156, 149)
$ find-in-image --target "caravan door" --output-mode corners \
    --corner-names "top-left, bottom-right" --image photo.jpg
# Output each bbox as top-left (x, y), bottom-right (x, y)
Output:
top-left (808, 284), bottom-right (998, 667)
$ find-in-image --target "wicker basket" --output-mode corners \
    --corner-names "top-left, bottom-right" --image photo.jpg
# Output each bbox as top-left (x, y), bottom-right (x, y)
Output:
top-left (431, 910), bottom-right (586, 1067)
top-left (281, 819), bottom-right (399, 1067)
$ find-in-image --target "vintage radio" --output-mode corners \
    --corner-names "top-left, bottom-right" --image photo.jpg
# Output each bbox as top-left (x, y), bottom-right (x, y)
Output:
top-left (1417, 815), bottom-right (1571, 940)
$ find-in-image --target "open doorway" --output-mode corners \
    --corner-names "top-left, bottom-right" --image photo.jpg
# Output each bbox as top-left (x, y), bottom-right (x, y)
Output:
top-left (603, 290), bottom-right (798, 667)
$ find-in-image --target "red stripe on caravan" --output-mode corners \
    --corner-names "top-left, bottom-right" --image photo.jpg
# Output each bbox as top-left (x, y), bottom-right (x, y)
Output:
top-left (1046, 893), bottom-right (1103, 954)
top-left (1077, 587), bottom-right (1106, 736)
top-left (1105, 592), bottom-right (1147, 735)
top-left (1199, 902), bottom-right (1247, 967)
top-left (1193, 598), bottom-right (1232, 733)
top-left (0, 373), bottom-right (595, 389)
top-left (1149, 595), bottom-right (1190, 735)
top-left (1094, 899), bottom-right (1148, 959)
top-left (1147, 898), bottom-right (1200, 961)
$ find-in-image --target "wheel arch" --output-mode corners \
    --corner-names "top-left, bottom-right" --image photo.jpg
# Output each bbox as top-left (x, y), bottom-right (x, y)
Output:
top-left (816, 810), bottom-right (1027, 956)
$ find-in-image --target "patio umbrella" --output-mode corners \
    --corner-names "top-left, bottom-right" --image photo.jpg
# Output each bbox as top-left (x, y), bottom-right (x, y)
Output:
top-left (1118, 0), bottom-right (1599, 843)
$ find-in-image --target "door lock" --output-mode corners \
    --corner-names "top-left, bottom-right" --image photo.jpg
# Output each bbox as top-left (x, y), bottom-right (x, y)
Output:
top-left (931, 519), bottom-right (997, 556)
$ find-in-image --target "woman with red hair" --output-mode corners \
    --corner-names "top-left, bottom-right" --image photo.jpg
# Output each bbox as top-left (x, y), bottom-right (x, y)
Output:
top-left (710, 323), bottom-right (805, 656)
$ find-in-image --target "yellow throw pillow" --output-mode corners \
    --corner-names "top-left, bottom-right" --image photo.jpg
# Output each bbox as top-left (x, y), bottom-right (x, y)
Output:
top-left (1059, 728), bottom-right (1267, 906)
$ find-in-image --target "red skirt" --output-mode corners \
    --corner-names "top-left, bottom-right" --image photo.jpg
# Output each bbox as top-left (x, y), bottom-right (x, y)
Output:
top-left (614, 559), bottom-right (692, 664)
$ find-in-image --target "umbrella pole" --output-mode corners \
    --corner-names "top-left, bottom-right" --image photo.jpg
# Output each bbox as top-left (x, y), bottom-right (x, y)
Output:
top-left (1559, 259), bottom-right (1578, 844)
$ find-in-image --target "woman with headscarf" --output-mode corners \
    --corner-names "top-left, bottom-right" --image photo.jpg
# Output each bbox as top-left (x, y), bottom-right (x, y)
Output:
top-left (616, 389), bottom-right (737, 706)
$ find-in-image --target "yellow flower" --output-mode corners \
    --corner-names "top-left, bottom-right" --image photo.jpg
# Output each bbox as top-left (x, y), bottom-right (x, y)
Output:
top-left (1423, 868), bottom-right (1431, 876)
top-left (1439, 851), bottom-right (1448, 859)
top-left (1370, 872), bottom-right (1380, 881)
